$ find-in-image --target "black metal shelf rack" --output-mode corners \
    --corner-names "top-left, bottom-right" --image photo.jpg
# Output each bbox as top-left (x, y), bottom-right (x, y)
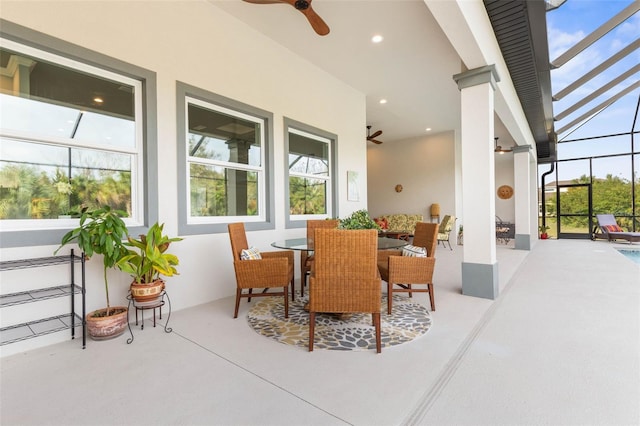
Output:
top-left (0, 250), bottom-right (86, 348)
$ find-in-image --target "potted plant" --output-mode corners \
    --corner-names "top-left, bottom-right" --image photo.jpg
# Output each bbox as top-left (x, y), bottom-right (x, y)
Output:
top-left (117, 222), bottom-right (182, 303)
top-left (338, 209), bottom-right (381, 230)
top-left (457, 224), bottom-right (463, 245)
top-left (55, 206), bottom-right (130, 340)
top-left (539, 224), bottom-right (550, 239)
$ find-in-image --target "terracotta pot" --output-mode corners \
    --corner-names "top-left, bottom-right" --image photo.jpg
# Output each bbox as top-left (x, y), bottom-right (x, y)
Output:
top-left (86, 307), bottom-right (128, 340)
top-left (130, 279), bottom-right (165, 302)
top-left (540, 233), bottom-right (549, 239)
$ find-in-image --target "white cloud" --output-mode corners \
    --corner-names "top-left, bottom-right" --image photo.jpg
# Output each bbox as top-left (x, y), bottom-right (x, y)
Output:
top-left (547, 26), bottom-right (586, 61)
top-left (617, 12), bottom-right (640, 38)
top-left (551, 46), bottom-right (602, 90)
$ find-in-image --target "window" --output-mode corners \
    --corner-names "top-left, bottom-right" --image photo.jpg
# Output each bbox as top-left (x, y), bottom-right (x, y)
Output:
top-left (0, 21), bottom-right (157, 247)
top-left (285, 118), bottom-right (336, 227)
top-left (177, 82), bottom-right (274, 235)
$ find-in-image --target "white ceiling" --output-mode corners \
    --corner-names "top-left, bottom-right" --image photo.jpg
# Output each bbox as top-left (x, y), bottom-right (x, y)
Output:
top-left (210, 0), bottom-right (467, 145)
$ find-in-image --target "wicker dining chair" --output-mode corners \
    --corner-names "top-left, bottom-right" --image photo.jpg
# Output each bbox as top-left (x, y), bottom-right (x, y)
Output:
top-left (300, 219), bottom-right (340, 298)
top-left (377, 222), bottom-right (437, 314)
top-left (308, 229), bottom-right (382, 353)
top-left (228, 223), bottom-right (294, 318)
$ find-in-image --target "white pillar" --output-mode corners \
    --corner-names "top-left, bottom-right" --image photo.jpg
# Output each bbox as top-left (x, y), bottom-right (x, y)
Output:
top-left (453, 65), bottom-right (500, 300)
top-left (513, 145), bottom-right (532, 250)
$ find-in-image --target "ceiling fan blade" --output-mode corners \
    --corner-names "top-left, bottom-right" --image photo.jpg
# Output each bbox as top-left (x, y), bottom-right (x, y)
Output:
top-left (277, 0), bottom-right (330, 35)
top-left (243, 0), bottom-right (330, 36)
top-left (368, 138), bottom-right (383, 145)
top-left (299, 6), bottom-right (330, 35)
top-left (242, 0), bottom-right (284, 4)
top-left (369, 130), bottom-right (382, 139)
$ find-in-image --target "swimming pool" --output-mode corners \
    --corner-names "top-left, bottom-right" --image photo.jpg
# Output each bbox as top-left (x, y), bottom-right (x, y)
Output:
top-left (617, 249), bottom-right (640, 265)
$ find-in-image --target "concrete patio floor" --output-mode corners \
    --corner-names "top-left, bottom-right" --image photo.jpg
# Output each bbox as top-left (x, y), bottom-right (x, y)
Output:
top-left (1, 239), bottom-right (638, 425)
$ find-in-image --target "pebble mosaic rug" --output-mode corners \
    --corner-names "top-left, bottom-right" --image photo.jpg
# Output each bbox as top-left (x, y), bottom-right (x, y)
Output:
top-left (246, 295), bottom-right (432, 351)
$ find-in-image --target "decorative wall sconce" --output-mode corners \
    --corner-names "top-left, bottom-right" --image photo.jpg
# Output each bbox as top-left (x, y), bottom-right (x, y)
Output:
top-left (395, 184), bottom-right (403, 193)
top-left (494, 137), bottom-right (513, 154)
top-left (497, 185), bottom-right (514, 199)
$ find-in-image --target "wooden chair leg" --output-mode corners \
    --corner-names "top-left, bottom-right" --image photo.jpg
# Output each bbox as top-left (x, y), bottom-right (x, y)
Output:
top-left (428, 282), bottom-right (435, 311)
top-left (234, 288), bottom-right (242, 318)
top-left (301, 273), bottom-right (307, 298)
top-left (308, 312), bottom-right (315, 352)
top-left (283, 286), bottom-right (289, 318)
top-left (373, 312), bottom-right (381, 353)
top-left (291, 277), bottom-right (295, 301)
top-left (247, 288), bottom-right (253, 303)
top-left (408, 284), bottom-right (413, 298)
top-left (387, 283), bottom-right (393, 315)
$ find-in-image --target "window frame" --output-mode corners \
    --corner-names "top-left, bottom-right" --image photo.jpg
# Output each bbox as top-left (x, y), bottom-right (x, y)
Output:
top-left (284, 117), bottom-right (337, 229)
top-left (0, 19), bottom-right (158, 248)
top-left (176, 82), bottom-right (275, 235)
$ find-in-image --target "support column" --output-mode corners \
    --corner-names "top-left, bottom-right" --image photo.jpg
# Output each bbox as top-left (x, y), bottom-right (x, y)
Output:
top-left (513, 145), bottom-right (532, 250)
top-left (453, 65), bottom-right (500, 300)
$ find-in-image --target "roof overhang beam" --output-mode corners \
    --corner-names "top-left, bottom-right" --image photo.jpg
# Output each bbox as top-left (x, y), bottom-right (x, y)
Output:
top-left (550, 0), bottom-right (640, 68)
top-left (555, 63), bottom-right (640, 121)
top-left (556, 80), bottom-right (640, 135)
top-left (553, 38), bottom-right (639, 101)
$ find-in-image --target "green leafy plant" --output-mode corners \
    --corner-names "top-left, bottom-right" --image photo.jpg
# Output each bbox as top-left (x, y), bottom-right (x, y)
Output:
top-left (117, 222), bottom-right (183, 284)
top-left (538, 224), bottom-right (550, 233)
top-left (54, 206), bottom-right (129, 314)
top-left (338, 209), bottom-right (381, 230)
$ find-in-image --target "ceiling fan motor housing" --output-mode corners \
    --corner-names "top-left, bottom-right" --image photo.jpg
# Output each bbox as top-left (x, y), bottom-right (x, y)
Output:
top-left (295, 0), bottom-right (309, 10)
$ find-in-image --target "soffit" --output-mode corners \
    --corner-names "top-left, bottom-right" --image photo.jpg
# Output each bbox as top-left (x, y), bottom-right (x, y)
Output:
top-left (484, 0), bottom-right (557, 162)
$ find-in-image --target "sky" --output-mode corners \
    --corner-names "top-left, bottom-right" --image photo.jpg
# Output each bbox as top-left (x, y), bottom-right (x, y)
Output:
top-left (544, 0), bottom-right (639, 182)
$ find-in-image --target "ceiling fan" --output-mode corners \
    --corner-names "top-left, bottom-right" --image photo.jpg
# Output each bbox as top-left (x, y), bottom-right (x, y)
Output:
top-left (494, 137), bottom-right (512, 154)
top-left (242, 0), bottom-right (330, 36)
top-left (367, 126), bottom-right (383, 144)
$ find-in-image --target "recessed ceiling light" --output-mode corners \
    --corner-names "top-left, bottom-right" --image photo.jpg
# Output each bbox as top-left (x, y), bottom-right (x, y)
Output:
top-left (426, 128), bottom-right (432, 131)
top-left (93, 97), bottom-right (104, 104)
top-left (379, 99), bottom-right (387, 104)
top-left (371, 35), bottom-right (383, 43)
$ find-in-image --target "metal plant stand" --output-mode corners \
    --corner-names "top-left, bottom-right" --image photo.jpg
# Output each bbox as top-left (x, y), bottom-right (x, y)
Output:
top-left (126, 290), bottom-right (172, 344)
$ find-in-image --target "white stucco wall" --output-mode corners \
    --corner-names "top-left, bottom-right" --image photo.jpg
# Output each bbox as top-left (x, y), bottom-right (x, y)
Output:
top-left (0, 0), bottom-right (368, 355)
top-left (367, 131), bottom-right (457, 222)
top-left (367, 129), bottom-right (515, 232)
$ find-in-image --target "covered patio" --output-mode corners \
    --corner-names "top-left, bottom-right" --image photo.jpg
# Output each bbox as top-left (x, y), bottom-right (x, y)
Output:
top-left (2, 239), bottom-right (638, 425)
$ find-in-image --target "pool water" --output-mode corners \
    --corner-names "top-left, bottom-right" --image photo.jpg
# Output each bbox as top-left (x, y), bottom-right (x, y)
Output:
top-left (617, 249), bottom-right (640, 265)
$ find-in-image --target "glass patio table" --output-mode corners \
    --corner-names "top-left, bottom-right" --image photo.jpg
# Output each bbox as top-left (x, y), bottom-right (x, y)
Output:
top-left (271, 237), bottom-right (408, 251)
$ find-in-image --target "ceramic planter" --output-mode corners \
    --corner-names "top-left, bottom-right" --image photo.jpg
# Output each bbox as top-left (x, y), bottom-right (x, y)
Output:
top-left (130, 279), bottom-right (165, 302)
top-left (86, 307), bottom-right (128, 340)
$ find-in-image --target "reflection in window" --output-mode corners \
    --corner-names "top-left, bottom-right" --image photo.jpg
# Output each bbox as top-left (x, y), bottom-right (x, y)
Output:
top-left (0, 138), bottom-right (131, 219)
top-left (0, 40), bottom-right (141, 221)
top-left (186, 98), bottom-right (264, 219)
top-left (288, 127), bottom-right (331, 216)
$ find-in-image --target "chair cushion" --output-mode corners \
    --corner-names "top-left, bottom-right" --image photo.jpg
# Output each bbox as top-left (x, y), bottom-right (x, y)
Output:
top-left (241, 246), bottom-right (262, 260)
top-left (603, 224), bottom-right (624, 233)
top-left (402, 244), bottom-right (427, 257)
